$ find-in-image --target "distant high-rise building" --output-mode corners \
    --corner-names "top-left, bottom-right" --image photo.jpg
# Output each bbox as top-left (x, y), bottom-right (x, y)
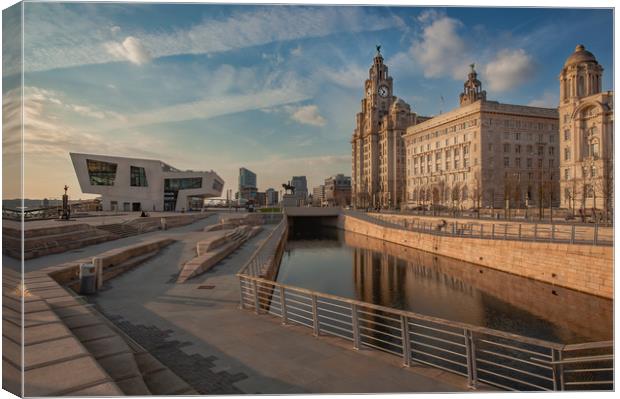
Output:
top-left (312, 185), bottom-right (325, 206)
top-left (265, 188), bottom-right (279, 206)
top-left (238, 167), bottom-right (257, 201)
top-left (290, 176), bottom-right (308, 200)
top-left (324, 174), bottom-right (351, 206)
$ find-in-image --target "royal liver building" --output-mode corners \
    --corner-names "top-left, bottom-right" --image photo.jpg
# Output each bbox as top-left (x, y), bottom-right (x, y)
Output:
top-left (351, 47), bottom-right (427, 209)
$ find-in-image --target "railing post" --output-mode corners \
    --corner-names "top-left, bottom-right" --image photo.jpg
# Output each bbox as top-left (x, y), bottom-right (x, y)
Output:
top-left (352, 304), bottom-right (360, 350)
top-left (480, 224), bottom-right (483, 239)
top-left (534, 224), bottom-right (538, 241)
top-left (491, 224), bottom-right (495, 239)
top-left (518, 224), bottom-right (522, 240)
top-left (551, 224), bottom-right (555, 242)
top-left (464, 329), bottom-right (478, 389)
top-left (551, 348), bottom-right (564, 391)
top-left (504, 224), bottom-right (508, 240)
top-left (239, 278), bottom-right (245, 309)
top-left (401, 315), bottom-right (411, 367)
top-left (311, 295), bottom-right (320, 337)
top-left (594, 224), bottom-right (599, 245)
top-left (570, 225), bottom-right (575, 244)
top-left (253, 280), bottom-right (260, 314)
top-left (280, 286), bottom-right (288, 325)
top-left (452, 222), bottom-right (456, 235)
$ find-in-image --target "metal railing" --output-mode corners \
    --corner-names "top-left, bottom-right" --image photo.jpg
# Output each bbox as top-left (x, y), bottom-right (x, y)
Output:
top-left (237, 274), bottom-right (613, 391)
top-left (349, 211), bottom-right (611, 246)
top-left (236, 220), bottom-right (613, 391)
top-left (238, 218), bottom-right (288, 278)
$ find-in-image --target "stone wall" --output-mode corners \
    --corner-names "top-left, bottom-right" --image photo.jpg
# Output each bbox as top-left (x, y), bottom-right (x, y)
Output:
top-left (339, 214), bottom-right (613, 299)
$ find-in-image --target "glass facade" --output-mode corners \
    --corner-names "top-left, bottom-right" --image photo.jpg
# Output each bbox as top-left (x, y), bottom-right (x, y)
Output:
top-left (130, 166), bottom-right (148, 187)
top-left (164, 177), bottom-right (202, 191)
top-left (87, 159), bottom-right (117, 186)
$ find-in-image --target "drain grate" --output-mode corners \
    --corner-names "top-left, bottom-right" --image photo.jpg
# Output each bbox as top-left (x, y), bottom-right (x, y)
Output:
top-left (198, 285), bottom-right (215, 289)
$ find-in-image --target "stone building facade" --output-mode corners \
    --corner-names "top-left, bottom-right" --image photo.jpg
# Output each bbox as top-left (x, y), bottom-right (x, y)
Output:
top-left (558, 45), bottom-right (614, 216)
top-left (403, 67), bottom-right (560, 210)
top-left (351, 47), bottom-right (427, 209)
top-left (324, 174), bottom-right (351, 206)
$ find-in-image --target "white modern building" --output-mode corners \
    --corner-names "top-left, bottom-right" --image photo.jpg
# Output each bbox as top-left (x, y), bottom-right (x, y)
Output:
top-left (70, 153), bottom-right (224, 212)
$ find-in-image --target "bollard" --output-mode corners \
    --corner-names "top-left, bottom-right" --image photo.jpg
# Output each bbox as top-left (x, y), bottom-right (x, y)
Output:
top-left (352, 304), bottom-right (360, 350)
top-left (401, 315), bottom-right (411, 367)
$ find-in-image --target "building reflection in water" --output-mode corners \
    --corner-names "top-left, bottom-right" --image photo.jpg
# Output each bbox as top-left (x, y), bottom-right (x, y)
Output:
top-left (276, 227), bottom-right (612, 344)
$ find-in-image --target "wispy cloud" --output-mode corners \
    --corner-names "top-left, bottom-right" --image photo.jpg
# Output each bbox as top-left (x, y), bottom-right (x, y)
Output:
top-left (24, 5), bottom-right (403, 72)
top-left (104, 36), bottom-right (152, 65)
top-left (286, 104), bottom-right (326, 127)
top-left (527, 90), bottom-right (558, 108)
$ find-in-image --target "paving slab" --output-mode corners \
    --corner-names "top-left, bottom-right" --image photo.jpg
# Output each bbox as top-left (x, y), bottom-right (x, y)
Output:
top-left (71, 324), bottom-right (118, 342)
top-left (96, 352), bottom-right (141, 380)
top-left (2, 358), bottom-right (22, 396)
top-left (114, 375), bottom-right (151, 395)
top-left (24, 356), bottom-right (110, 396)
top-left (80, 335), bottom-right (132, 359)
top-left (65, 381), bottom-right (124, 396)
top-left (24, 336), bottom-right (89, 370)
top-left (24, 322), bottom-right (73, 345)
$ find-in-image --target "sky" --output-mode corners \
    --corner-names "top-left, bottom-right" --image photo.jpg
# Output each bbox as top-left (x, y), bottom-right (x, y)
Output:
top-left (1, 2), bottom-right (614, 200)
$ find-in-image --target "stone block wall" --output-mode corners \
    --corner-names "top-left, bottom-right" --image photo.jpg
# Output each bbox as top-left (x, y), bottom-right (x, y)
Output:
top-left (340, 214), bottom-right (613, 299)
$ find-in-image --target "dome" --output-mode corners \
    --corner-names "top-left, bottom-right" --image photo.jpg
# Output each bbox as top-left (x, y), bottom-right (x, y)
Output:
top-left (564, 44), bottom-right (598, 67)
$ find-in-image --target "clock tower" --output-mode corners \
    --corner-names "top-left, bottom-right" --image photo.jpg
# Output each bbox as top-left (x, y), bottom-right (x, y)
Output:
top-left (352, 46), bottom-right (420, 209)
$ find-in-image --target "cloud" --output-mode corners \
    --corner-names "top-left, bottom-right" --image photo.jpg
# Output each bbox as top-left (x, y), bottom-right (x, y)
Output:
top-left (484, 49), bottom-right (535, 92)
top-left (528, 90), bottom-right (558, 108)
top-left (319, 64), bottom-right (367, 89)
top-left (287, 104), bottom-right (326, 127)
top-left (110, 25), bottom-right (121, 35)
top-left (290, 45), bottom-right (303, 56)
top-left (411, 16), bottom-right (469, 80)
top-left (24, 5), bottom-right (404, 72)
top-left (104, 36), bottom-right (152, 65)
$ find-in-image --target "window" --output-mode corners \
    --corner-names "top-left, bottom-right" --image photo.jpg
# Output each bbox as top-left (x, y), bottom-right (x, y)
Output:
top-left (515, 133), bottom-right (521, 140)
top-left (564, 169), bottom-right (570, 180)
top-left (87, 159), bottom-right (117, 186)
top-left (504, 157), bottom-right (510, 167)
top-left (590, 140), bottom-right (600, 157)
top-left (591, 166), bottom-right (597, 177)
top-left (564, 148), bottom-right (571, 161)
top-left (527, 158), bottom-right (533, 168)
top-left (527, 145), bottom-right (533, 154)
top-left (549, 146), bottom-right (555, 156)
top-left (515, 144), bottom-right (521, 154)
top-left (515, 158), bottom-right (521, 168)
top-left (538, 159), bottom-right (543, 168)
top-left (503, 143), bottom-right (510, 153)
top-left (463, 158), bottom-right (469, 168)
top-left (164, 178), bottom-right (202, 191)
top-left (549, 159), bottom-right (554, 168)
top-left (130, 166), bottom-right (148, 187)
top-left (488, 143), bottom-right (493, 152)
top-left (212, 179), bottom-right (224, 191)
top-left (537, 146), bottom-right (544, 156)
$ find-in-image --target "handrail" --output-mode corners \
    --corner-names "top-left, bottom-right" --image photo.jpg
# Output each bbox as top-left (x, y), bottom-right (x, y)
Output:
top-left (239, 273), bottom-right (565, 350)
top-left (236, 215), bottom-right (613, 391)
top-left (347, 211), bottom-right (612, 247)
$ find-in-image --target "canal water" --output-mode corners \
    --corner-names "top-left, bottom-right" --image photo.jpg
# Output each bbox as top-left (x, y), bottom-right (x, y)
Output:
top-left (275, 226), bottom-right (612, 344)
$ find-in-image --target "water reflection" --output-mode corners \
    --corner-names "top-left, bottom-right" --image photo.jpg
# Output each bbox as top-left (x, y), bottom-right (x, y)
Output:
top-left (276, 227), bottom-right (612, 344)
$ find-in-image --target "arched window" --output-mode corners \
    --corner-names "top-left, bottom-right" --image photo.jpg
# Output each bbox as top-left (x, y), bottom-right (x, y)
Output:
top-left (461, 186), bottom-right (469, 201)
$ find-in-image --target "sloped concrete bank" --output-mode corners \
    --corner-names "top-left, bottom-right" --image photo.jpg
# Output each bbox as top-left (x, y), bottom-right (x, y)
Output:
top-left (339, 214), bottom-right (613, 299)
top-left (4, 238), bottom-right (198, 396)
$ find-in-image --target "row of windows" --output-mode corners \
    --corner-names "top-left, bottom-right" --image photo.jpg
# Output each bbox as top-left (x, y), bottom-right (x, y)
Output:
top-left (87, 159), bottom-right (117, 186)
top-left (501, 144), bottom-right (555, 156)
top-left (164, 178), bottom-right (203, 191)
top-left (411, 119), bottom-right (478, 143)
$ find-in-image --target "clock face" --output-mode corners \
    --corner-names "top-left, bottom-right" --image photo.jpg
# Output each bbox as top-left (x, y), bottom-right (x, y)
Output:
top-left (378, 85), bottom-right (389, 98)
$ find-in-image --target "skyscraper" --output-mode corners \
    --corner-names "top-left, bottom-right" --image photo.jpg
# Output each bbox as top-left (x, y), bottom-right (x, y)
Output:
top-left (238, 167), bottom-right (257, 201)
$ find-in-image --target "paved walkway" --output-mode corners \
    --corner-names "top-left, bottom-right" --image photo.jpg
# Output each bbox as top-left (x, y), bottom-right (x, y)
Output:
top-left (5, 215), bottom-right (219, 272)
top-left (91, 225), bottom-right (474, 394)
